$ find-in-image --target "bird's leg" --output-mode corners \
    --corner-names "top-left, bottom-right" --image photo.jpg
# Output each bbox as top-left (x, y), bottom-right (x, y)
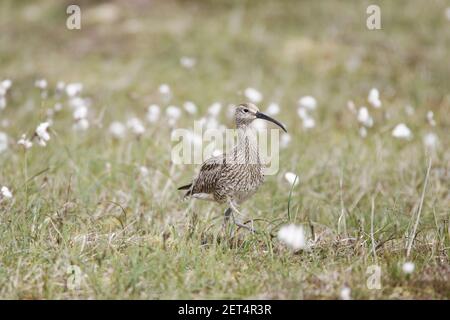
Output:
top-left (222, 207), bottom-right (234, 238)
top-left (224, 207), bottom-right (232, 224)
top-left (228, 200), bottom-right (256, 233)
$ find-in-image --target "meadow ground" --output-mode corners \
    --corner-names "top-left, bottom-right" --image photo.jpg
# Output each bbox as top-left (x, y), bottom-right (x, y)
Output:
top-left (0, 0), bottom-right (449, 299)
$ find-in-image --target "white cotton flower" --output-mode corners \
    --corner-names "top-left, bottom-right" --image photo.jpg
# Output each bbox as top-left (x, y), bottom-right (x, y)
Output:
top-left (266, 102), bottom-right (280, 116)
top-left (284, 172), bottom-right (299, 186)
top-left (109, 121), bottom-right (126, 139)
top-left (73, 105), bottom-right (88, 120)
top-left (277, 224), bottom-right (306, 250)
top-left (357, 107), bottom-right (373, 127)
top-left (73, 118), bottom-right (89, 131)
top-left (423, 132), bottom-right (438, 150)
top-left (17, 134), bottom-right (33, 149)
top-left (65, 83), bottom-right (83, 97)
top-left (1, 186), bottom-right (13, 199)
top-left (127, 117), bottom-right (145, 136)
top-left (244, 87), bottom-right (263, 103)
top-left (146, 104), bottom-right (160, 123)
top-left (34, 79), bottom-right (48, 90)
top-left (302, 117), bottom-right (315, 129)
top-left (35, 122), bottom-right (50, 146)
top-left (159, 84), bottom-right (170, 95)
top-left (392, 123), bottom-right (412, 140)
top-left (139, 166), bottom-right (149, 177)
top-left (158, 84), bottom-right (171, 101)
top-left (426, 111), bottom-right (436, 126)
top-left (180, 56), bottom-right (196, 69)
top-left (402, 261), bottom-right (415, 274)
top-left (166, 105), bottom-right (181, 120)
top-left (280, 133), bottom-right (291, 149)
top-left (298, 96), bottom-right (317, 110)
top-left (297, 107), bottom-right (308, 120)
top-left (297, 104), bottom-right (315, 128)
top-left (340, 287), bottom-right (352, 300)
top-left (0, 131), bottom-right (8, 153)
top-left (1, 79), bottom-right (12, 90)
top-left (359, 127), bottom-right (367, 138)
top-left (0, 80), bottom-right (12, 96)
top-left (368, 88), bottom-right (381, 108)
top-left (208, 102), bottom-right (222, 117)
top-left (69, 97), bottom-right (88, 110)
top-left (183, 101), bottom-right (197, 115)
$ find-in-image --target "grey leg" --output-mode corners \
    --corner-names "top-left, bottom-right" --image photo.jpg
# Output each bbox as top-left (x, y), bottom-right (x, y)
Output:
top-left (222, 207), bottom-right (234, 237)
top-left (227, 200), bottom-right (256, 233)
top-left (224, 207), bottom-right (232, 224)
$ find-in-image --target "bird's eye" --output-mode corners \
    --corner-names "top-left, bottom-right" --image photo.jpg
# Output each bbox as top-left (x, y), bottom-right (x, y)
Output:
top-left (243, 109), bottom-right (248, 113)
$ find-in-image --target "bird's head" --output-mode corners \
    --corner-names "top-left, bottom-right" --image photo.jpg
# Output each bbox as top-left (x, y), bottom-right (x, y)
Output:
top-left (235, 103), bottom-right (287, 132)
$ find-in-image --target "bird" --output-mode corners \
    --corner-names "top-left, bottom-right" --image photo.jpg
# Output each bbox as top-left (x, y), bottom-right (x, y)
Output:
top-left (178, 102), bottom-right (287, 232)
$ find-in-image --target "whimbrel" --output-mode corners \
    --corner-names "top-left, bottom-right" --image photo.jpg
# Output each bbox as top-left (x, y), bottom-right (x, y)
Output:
top-left (178, 103), bottom-right (287, 231)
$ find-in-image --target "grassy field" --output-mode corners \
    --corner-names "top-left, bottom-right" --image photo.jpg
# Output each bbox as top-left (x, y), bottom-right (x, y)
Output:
top-left (0, 0), bottom-right (449, 299)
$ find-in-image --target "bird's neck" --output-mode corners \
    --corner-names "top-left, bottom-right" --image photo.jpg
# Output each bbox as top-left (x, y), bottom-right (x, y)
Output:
top-left (233, 125), bottom-right (260, 164)
top-left (237, 125), bottom-right (257, 142)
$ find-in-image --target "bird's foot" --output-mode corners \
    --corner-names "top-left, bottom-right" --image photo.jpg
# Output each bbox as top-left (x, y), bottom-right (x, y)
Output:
top-left (223, 206), bottom-right (256, 234)
top-left (234, 219), bottom-right (256, 233)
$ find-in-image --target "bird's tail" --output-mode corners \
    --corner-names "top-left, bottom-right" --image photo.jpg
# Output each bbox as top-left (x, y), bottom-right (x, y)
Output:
top-left (177, 183), bottom-right (192, 190)
top-left (178, 183), bottom-right (193, 199)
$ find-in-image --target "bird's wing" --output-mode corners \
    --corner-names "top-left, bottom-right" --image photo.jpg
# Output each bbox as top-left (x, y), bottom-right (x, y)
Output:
top-left (189, 155), bottom-right (224, 196)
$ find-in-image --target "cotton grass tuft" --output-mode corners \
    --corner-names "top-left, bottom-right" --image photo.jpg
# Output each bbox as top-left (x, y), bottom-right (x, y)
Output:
top-left (277, 224), bottom-right (306, 251)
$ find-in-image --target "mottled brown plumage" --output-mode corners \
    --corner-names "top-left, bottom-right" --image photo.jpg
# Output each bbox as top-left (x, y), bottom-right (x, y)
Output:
top-left (178, 103), bottom-right (287, 231)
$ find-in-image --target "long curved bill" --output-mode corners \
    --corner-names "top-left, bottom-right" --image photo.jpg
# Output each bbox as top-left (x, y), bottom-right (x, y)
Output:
top-left (256, 111), bottom-right (287, 133)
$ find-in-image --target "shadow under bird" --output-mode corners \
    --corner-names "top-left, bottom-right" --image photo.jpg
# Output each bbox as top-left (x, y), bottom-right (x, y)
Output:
top-left (178, 103), bottom-right (287, 232)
